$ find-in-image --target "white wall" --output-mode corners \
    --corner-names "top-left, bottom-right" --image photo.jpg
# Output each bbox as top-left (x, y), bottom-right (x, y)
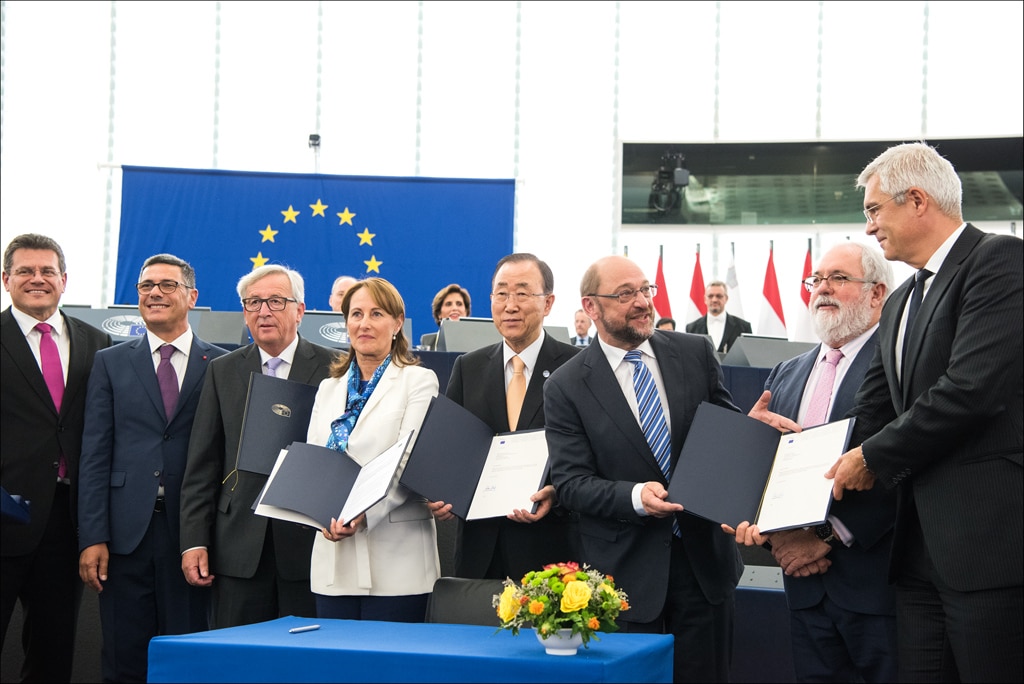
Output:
top-left (2, 1), bottom-right (1022, 338)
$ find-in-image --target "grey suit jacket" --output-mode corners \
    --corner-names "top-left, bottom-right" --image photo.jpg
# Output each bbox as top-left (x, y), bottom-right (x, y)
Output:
top-left (544, 330), bottom-right (743, 622)
top-left (850, 225), bottom-right (1023, 592)
top-left (1, 307), bottom-right (111, 556)
top-left (179, 337), bottom-right (336, 580)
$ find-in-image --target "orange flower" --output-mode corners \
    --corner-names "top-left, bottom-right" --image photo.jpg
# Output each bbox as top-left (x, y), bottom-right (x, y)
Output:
top-left (529, 600), bottom-right (545, 615)
top-left (620, 599), bottom-right (630, 611)
top-left (588, 617), bottom-right (600, 630)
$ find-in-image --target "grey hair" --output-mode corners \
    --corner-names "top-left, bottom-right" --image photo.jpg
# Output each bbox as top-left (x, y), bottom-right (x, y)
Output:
top-left (236, 264), bottom-right (305, 304)
top-left (856, 142), bottom-right (962, 221)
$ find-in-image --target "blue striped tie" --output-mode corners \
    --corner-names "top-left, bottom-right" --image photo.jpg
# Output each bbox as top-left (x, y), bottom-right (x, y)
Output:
top-left (625, 350), bottom-right (680, 537)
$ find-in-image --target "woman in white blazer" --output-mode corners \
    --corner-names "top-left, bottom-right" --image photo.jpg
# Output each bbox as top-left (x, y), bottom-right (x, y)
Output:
top-left (306, 277), bottom-right (440, 622)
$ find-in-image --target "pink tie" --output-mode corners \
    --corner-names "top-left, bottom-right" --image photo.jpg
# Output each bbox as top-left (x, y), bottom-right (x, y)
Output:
top-left (36, 322), bottom-right (67, 478)
top-left (803, 348), bottom-right (843, 427)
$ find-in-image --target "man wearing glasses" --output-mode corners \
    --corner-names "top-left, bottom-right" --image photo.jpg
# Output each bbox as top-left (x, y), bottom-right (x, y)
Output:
top-left (431, 253), bottom-right (578, 581)
top-left (2, 233), bottom-right (110, 682)
top-left (685, 281), bottom-right (751, 353)
top-left (827, 142), bottom-right (1022, 681)
top-left (543, 255), bottom-right (797, 683)
top-left (179, 264), bottom-right (336, 629)
top-left (77, 254), bottom-right (227, 682)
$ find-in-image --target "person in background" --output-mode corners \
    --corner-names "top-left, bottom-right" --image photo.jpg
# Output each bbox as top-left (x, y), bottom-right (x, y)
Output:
top-left (1, 233), bottom-right (111, 682)
top-left (827, 142), bottom-right (1023, 682)
top-left (78, 253), bottom-right (227, 682)
top-left (420, 283), bottom-right (472, 350)
top-left (432, 254), bottom-right (578, 581)
top-left (571, 308), bottom-right (592, 346)
top-left (655, 317), bottom-right (676, 331)
top-left (328, 275), bottom-right (358, 313)
top-left (179, 264), bottom-right (336, 628)
top-left (726, 242), bottom-right (898, 682)
top-left (307, 278), bottom-right (439, 621)
top-left (685, 281), bottom-right (751, 353)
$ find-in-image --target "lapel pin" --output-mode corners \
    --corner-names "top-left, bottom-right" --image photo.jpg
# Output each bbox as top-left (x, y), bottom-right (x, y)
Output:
top-left (542, 370), bottom-right (550, 378)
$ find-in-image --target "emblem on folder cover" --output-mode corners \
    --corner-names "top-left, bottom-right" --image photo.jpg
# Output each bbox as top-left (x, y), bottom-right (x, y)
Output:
top-left (271, 404), bottom-right (292, 418)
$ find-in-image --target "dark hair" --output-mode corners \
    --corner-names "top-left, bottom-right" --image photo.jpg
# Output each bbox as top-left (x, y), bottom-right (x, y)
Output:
top-left (139, 253), bottom-right (196, 288)
top-left (431, 284), bottom-right (471, 325)
top-left (656, 317), bottom-right (676, 330)
top-left (330, 277), bottom-right (419, 377)
top-left (491, 253), bottom-right (554, 294)
top-left (3, 233), bottom-right (66, 274)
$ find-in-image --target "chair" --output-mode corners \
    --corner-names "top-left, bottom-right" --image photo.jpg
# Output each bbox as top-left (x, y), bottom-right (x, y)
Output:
top-left (419, 332), bottom-right (437, 351)
top-left (424, 577), bottom-right (506, 626)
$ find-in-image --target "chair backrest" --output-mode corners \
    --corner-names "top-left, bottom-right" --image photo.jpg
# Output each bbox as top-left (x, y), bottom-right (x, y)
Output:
top-left (424, 577), bottom-right (506, 627)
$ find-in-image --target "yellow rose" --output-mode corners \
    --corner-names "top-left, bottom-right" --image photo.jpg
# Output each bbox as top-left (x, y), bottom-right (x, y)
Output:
top-left (559, 580), bottom-right (592, 613)
top-left (497, 585), bottom-right (521, 622)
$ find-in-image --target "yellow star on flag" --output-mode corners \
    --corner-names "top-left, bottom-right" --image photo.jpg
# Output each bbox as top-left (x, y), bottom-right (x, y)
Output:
top-left (250, 252), bottom-right (269, 268)
top-left (259, 225), bottom-right (278, 242)
top-left (357, 228), bottom-right (375, 245)
top-left (337, 207), bottom-right (356, 225)
top-left (310, 199), bottom-right (328, 217)
top-left (364, 255), bottom-right (383, 273)
top-left (281, 205), bottom-right (300, 223)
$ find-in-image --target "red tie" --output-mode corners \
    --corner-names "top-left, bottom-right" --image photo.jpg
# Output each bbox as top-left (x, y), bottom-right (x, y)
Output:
top-left (36, 322), bottom-right (67, 478)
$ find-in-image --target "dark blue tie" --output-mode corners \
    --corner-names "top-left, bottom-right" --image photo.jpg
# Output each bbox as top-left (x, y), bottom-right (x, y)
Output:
top-left (902, 269), bottom-right (932, 364)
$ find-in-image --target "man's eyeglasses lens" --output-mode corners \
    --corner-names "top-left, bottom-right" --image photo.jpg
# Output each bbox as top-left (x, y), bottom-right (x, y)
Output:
top-left (137, 280), bottom-right (186, 294)
top-left (13, 268), bottom-right (61, 278)
top-left (242, 296), bottom-right (293, 311)
top-left (802, 274), bottom-right (872, 292)
top-left (490, 292), bottom-right (546, 303)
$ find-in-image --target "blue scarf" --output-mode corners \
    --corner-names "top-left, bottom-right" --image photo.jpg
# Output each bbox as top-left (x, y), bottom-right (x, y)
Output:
top-left (325, 355), bottom-right (391, 453)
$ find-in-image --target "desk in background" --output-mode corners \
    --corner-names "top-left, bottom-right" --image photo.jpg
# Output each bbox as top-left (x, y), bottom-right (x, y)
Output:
top-left (148, 616), bottom-right (672, 683)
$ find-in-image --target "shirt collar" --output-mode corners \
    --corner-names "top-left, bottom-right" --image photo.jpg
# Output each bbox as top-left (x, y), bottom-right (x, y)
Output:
top-left (258, 335), bottom-right (299, 366)
top-left (503, 330), bottom-right (545, 371)
top-left (11, 306), bottom-right (64, 337)
top-left (147, 327), bottom-right (193, 356)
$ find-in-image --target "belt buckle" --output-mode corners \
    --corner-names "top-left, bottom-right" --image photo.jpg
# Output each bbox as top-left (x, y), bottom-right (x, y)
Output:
top-left (154, 497), bottom-right (166, 513)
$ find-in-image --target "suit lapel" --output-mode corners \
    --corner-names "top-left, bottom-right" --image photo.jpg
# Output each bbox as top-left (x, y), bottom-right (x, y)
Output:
top-left (483, 344), bottom-right (510, 432)
top-left (3, 309), bottom-right (56, 413)
top-left (62, 314), bottom-right (100, 417)
top-left (778, 350), bottom-right (818, 420)
top-left (128, 337), bottom-right (168, 420)
top-left (830, 332), bottom-right (878, 420)
top-left (519, 336), bottom-right (563, 429)
top-left (173, 338), bottom-right (214, 422)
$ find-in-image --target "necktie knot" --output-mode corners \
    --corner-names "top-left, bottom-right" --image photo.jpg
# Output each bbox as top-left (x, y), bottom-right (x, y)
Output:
top-left (824, 348), bottom-right (843, 367)
top-left (511, 355), bottom-right (525, 374)
top-left (624, 349), bottom-right (643, 364)
top-left (265, 357), bottom-right (284, 377)
top-left (507, 355), bottom-right (527, 431)
top-left (160, 344), bottom-right (176, 361)
top-left (35, 322), bottom-right (52, 334)
top-left (917, 268), bottom-right (933, 283)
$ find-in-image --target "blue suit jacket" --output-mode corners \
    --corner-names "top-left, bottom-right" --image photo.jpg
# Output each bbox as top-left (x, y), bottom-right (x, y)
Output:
top-left (78, 335), bottom-right (227, 555)
top-left (764, 331), bottom-right (895, 615)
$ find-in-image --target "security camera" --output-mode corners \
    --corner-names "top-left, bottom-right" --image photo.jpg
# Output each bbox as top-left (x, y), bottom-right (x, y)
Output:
top-left (308, 134), bottom-right (321, 148)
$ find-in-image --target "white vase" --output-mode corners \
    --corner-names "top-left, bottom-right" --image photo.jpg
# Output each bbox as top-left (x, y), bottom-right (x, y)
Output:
top-left (535, 628), bottom-right (584, 656)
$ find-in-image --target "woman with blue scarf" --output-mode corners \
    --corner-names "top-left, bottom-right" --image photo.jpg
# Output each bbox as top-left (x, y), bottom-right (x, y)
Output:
top-left (305, 278), bottom-right (440, 622)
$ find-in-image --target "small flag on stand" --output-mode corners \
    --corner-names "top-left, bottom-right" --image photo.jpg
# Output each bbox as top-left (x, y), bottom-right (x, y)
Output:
top-left (686, 245), bottom-right (707, 324)
top-left (757, 241), bottom-right (788, 338)
top-left (653, 246), bottom-right (673, 319)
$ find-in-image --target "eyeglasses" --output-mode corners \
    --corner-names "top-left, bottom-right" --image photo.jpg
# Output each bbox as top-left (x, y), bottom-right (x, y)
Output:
top-left (863, 190), bottom-right (908, 223)
top-left (241, 296), bottom-right (298, 312)
top-left (802, 274), bottom-right (876, 292)
top-left (490, 291), bottom-right (549, 304)
top-left (587, 284), bottom-right (658, 304)
top-left (137, 280), bottom-right (191, 294)
top-left (11, 267), bottom-right (62, 278)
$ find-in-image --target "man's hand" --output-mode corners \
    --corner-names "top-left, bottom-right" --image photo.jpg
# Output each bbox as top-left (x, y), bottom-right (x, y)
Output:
top-left (748, 390), bottom-right (802, 434)
top-left (770, 528), bottom-right (832, 576)
top-left (182, 548), bottom-right (214, 587)
top-left (641, 481), bottom-right (684, 518)
top-left (426, 499), bottom-right (455, 522)
top-left (79, 543), bottom-right (109, 593)
top-left (509, 484), bottom-right (556, 523)
top-left (721, 521), bottom-right (768, 547)
top-left (825, 445), bottom-right (876, 500)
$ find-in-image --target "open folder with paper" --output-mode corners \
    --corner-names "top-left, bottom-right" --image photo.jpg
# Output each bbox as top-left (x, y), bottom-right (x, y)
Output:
top-left (667, 402), bottom-right (854, 533)
top-left (398, 394), bottom-right (550, 521)
top-left (253, 431), bottom-right (414, 529)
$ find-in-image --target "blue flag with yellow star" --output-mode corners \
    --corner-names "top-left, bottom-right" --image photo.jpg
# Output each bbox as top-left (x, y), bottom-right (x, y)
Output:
top-left (116, 166), bottom-right (514, 339)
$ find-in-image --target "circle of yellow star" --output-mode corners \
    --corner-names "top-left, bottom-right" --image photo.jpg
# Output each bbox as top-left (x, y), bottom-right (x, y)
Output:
top-left (357, 228), bottom-right (376, 246)
top-left (364, 255), bottom-right (383, 273)
top-left (259, 225), bottom-right (279, 242)
top-left (281, 205), bottom-right (300, 223)
top-left (310, 199), bottom-right (328, 217)
top-left (337, 207), bottom-right (356, 225)
top-left (250, 252), bottom-right (269, 268)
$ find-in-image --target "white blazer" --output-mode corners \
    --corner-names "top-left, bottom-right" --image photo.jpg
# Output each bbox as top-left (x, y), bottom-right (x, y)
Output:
top-left (306, 362), bottom-right (440, 596)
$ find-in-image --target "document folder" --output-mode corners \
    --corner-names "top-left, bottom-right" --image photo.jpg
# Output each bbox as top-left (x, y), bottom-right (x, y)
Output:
top-left (236, 373), bottom-right (318, 475)
top-left (399, 394), bottom-right (549, 520)
top-left (254, 432), bottom-right (414, 529)
top-left (667, 402), bottom-right (854, 533)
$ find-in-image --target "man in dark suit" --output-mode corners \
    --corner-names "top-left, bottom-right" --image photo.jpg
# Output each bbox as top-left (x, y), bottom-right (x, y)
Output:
top-left (544, 255), bottom-right (795, 682)
top-left (828, 143), bottom-right (1023, 682)
top-left (438, 253), bottom-right (578, 581)
top-left (179, 264), bottom-right (336, 629)
top-left (77, 254), bottom-right (227, 682)
top-left (571, 308), bottom-right (592, 346)
top-left (731, 242), bottom-right (898, 682)
top-left (685, 281), bottom-right (751, 353)
top-left (1, 233), bottom-right (111, 682)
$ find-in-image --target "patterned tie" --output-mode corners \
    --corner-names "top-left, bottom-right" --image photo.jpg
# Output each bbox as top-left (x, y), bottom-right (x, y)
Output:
top-left (902, 269), bottom-right (932, 364)
top-left (624, 350), bottom-right (680, 537)
top-left (803, 348), bottom-right (843, 427)
top-left (157, 344), bottom-right (179, 421)
top-left (506, 355), bottom-right (526, 431)
top-left (36, 322), bottom-right (67, 478)
top-left (265, 357), bottom-right (284, 378)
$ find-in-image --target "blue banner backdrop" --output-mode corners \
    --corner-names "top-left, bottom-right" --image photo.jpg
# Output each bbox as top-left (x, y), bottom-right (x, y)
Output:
top-left (117, 166), bottom-right (514, 340)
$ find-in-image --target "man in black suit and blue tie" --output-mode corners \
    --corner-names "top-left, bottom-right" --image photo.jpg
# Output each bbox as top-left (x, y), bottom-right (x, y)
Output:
top-left (729, 242), bottom-right (898, 682)
top-left (828, 142), bottom-right (1022, 682)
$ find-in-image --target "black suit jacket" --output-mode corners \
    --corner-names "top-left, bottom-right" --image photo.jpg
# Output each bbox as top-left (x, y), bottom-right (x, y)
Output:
top-left (765, 332), bottom-right (896, 615)
top-left (850, 225), bottom-right (1023, 592)
top-left (178, 337), bottom-right (337, 580)
top-left (544, 331), bottom-right (743, 623)
top-left (1, 307), bottom-right (111, 556)
top-left (446, 334), bottom-right (579, 579)
top-left (685, 313), bottom-right (752, 353)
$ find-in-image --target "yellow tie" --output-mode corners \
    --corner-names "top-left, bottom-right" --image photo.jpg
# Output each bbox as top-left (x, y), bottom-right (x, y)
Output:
top-left (507, 355), bottom-right (527, 431)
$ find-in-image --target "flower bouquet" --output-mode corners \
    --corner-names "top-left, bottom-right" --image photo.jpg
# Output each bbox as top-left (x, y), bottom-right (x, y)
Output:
top-left (493, 561), bottom-right (630, 646)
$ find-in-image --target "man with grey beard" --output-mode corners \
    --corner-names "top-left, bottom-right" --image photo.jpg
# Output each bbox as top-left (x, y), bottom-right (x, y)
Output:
top-left (728, 242), bottom-right (898, 682)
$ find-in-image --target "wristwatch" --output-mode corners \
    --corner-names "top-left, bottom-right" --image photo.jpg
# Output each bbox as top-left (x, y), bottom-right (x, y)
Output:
top-left (814, 521), bottom-right (836, 544)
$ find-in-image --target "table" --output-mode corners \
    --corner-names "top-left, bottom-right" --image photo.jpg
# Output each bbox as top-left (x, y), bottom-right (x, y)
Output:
top-left (148, 616), bottom-right (673, 683)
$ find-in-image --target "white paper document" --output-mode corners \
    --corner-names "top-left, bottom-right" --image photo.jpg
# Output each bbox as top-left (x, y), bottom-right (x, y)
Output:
top-left (465, 430), bottom-right (550, 521)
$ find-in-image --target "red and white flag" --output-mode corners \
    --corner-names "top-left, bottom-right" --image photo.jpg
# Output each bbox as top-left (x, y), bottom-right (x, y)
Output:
top-left (653, 246), bottom-right (673, 319)
top-left (790, 239), bottom-right (816, 342)
top-left (686, 246), bottom-right (707, 324)
top-left (757, 242), bottom-right (788, 338)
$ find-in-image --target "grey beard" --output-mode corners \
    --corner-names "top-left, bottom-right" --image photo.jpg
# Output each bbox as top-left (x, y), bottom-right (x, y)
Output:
top-left (811, 294), bottom-right (874, 347)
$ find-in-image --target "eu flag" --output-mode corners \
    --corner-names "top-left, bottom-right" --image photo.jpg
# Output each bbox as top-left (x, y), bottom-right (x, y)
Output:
top-left (116, 166), bottom-right (514, 340)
